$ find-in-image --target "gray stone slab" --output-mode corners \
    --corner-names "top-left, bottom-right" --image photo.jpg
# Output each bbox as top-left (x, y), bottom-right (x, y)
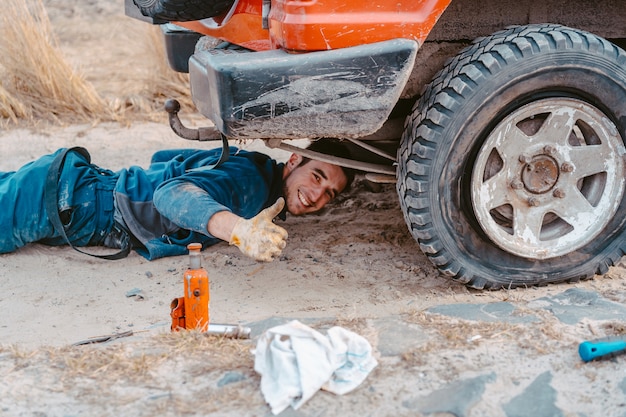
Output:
top-left (427, 302), bottom-right (538, 323)
top-left (217, 371), bottom-right (247, 387)
top-left (402, 372), bottom-right (496, 415)
top-left (275, 408), bottom-right (309, 417)
top-left (528, 288), bottom-right (626, 325)
top-left (246, 317), bottom-right (294, 338)
top-left (246, 317), bottom-right (334, 338)
top-left (247, 315), bottom-right (429, 357)
top-left (372, 316), bottom-right (429, 357)
top-left (503, 371), bottom-right (563, 417)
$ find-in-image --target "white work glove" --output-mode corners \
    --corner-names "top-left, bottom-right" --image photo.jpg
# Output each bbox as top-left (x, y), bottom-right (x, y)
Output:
top-left (229, 198), bottom-right (288, 262)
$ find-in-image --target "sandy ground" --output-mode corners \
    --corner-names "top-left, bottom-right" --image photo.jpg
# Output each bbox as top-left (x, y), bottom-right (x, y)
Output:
top-left (1, 1), bottom-right (625, 416)
top-left (3, 123), bottom-right (625, 417)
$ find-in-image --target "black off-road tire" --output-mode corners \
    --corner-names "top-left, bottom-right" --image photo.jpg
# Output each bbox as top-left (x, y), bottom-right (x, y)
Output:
top-left (396, 24), bottom-right (626, 289)
top-left (134, 0), bottom-right (234, 22)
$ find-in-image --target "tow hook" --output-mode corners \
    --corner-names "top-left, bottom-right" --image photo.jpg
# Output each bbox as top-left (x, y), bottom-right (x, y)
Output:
top-left (164, 99), bottom-right (222, 141)
top-left (165, 98), bottom-right (230, 169)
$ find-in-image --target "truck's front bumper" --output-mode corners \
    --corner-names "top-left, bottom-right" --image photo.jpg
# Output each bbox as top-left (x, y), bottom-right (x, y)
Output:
top-left (188, 38), bottom-right (418, 140)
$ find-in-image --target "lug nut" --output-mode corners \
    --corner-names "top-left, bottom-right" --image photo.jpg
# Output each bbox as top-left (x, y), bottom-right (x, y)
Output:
top-left (543, 145), bottom-right (556, 155)
top-left (527, 197), bottom-right (540, 207)
top-left (553, 188), bottom-right (565, 198)
top-left (519, 154), bottom-right (532, 164)
top-left (561, 162), bottom-right (574, 172)
top-left (511, 180), bottom-right (524, 190)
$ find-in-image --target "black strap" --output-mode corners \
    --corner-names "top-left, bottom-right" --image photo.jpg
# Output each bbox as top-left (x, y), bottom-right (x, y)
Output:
top-left (44, 147), bottom-right (130, 260)
top-left (188, 134), bottom-right (231, 172)
top-left (211, 134), bottom-right (231, 169)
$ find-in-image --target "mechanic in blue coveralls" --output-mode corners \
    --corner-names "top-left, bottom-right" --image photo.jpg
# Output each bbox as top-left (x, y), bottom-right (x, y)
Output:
top-left (0, 140), bottom-right (354, 262)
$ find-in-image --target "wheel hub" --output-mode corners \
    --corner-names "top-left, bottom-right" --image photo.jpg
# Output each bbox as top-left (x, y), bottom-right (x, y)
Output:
top-left (520, 155), bottom-right (559, 194)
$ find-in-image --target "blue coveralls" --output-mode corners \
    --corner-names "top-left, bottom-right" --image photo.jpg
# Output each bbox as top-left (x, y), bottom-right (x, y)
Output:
top-left (0, 147), bottom-right (285, 260)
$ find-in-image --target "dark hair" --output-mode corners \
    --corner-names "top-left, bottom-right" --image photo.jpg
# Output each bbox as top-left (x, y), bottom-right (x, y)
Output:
top-left (301, 139), bottom-right (356, 189)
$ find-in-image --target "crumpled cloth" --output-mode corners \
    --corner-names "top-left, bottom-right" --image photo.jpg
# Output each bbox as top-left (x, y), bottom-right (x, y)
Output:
top-left (253, 320), bottom-right (378, 415)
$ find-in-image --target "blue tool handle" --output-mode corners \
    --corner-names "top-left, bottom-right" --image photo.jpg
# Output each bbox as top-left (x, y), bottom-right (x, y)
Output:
top-left (579, 338), bottom-right (626, 362)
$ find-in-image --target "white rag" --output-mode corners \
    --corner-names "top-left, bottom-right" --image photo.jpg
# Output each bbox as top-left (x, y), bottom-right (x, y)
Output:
top-left (253, 320), bottom-right (378, 415)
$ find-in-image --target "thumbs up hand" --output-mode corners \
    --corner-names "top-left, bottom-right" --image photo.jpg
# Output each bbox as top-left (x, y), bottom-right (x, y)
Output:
top-left (229, 198), bottom-right (288, 262)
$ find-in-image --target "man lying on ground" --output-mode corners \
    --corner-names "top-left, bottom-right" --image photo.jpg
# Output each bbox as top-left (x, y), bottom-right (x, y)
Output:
top-left (0, 140), bottom-right (354, 261)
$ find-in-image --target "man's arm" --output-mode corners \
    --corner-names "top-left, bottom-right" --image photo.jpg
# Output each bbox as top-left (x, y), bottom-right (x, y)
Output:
top-left (154, 181), bottom-right (287, 261)
top-left (207, 210), bottom-right (239, 241)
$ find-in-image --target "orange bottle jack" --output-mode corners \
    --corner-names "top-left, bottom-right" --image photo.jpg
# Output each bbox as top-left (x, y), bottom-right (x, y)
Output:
top-left (172, 242), bottom-right (210, 331)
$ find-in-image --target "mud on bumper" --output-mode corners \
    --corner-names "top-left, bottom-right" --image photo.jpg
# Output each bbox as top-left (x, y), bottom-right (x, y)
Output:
top-left (189, 39), bottom-right (418, 140)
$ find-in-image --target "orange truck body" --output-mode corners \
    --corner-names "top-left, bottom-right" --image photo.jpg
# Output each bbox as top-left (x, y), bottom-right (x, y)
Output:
top-left (177, 0), bottom-right (452, 52)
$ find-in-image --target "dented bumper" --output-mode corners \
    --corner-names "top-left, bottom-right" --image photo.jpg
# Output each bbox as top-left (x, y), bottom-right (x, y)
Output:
top-left (188, 38), bottom-right (418, 139)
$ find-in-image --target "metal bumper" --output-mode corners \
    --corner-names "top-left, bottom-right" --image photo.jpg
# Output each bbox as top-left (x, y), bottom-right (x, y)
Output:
top-left (161, 24), bottom-right (203, 73)
top-left (188, 38), bottom-right (418, 140)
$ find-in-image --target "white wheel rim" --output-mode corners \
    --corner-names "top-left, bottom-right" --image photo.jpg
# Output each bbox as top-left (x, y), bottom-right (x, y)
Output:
top-left (471, 98), bottom-right (625, 259)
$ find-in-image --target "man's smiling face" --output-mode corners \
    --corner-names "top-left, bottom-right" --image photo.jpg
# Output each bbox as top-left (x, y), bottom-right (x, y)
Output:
top-left (282, 153), bottom-right (348, 216)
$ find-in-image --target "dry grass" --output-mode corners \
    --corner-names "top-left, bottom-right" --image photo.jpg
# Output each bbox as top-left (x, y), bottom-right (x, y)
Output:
top-left (0, 83), bottom-right (29, 123)
top-left (144, 26), bottom-right (195, 112)
top-left (1, 331), bottom-right (254, 390)
top-left (108, 25), bottom-right (196, 122)
top-left (0, 0), bottom-right (193, 127)
top-left (0, 331), bottom-right (260, 415)
top-left (0, 0), bottom-right (114, 125)
top-left (601, 321), bottom-right (626, 336)
top-left (402, 310), bottom-right (523, 346)
top-left (154, 329), bottom-right (255, 373)
top-left (398, 309), bottom-right (573, 366)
